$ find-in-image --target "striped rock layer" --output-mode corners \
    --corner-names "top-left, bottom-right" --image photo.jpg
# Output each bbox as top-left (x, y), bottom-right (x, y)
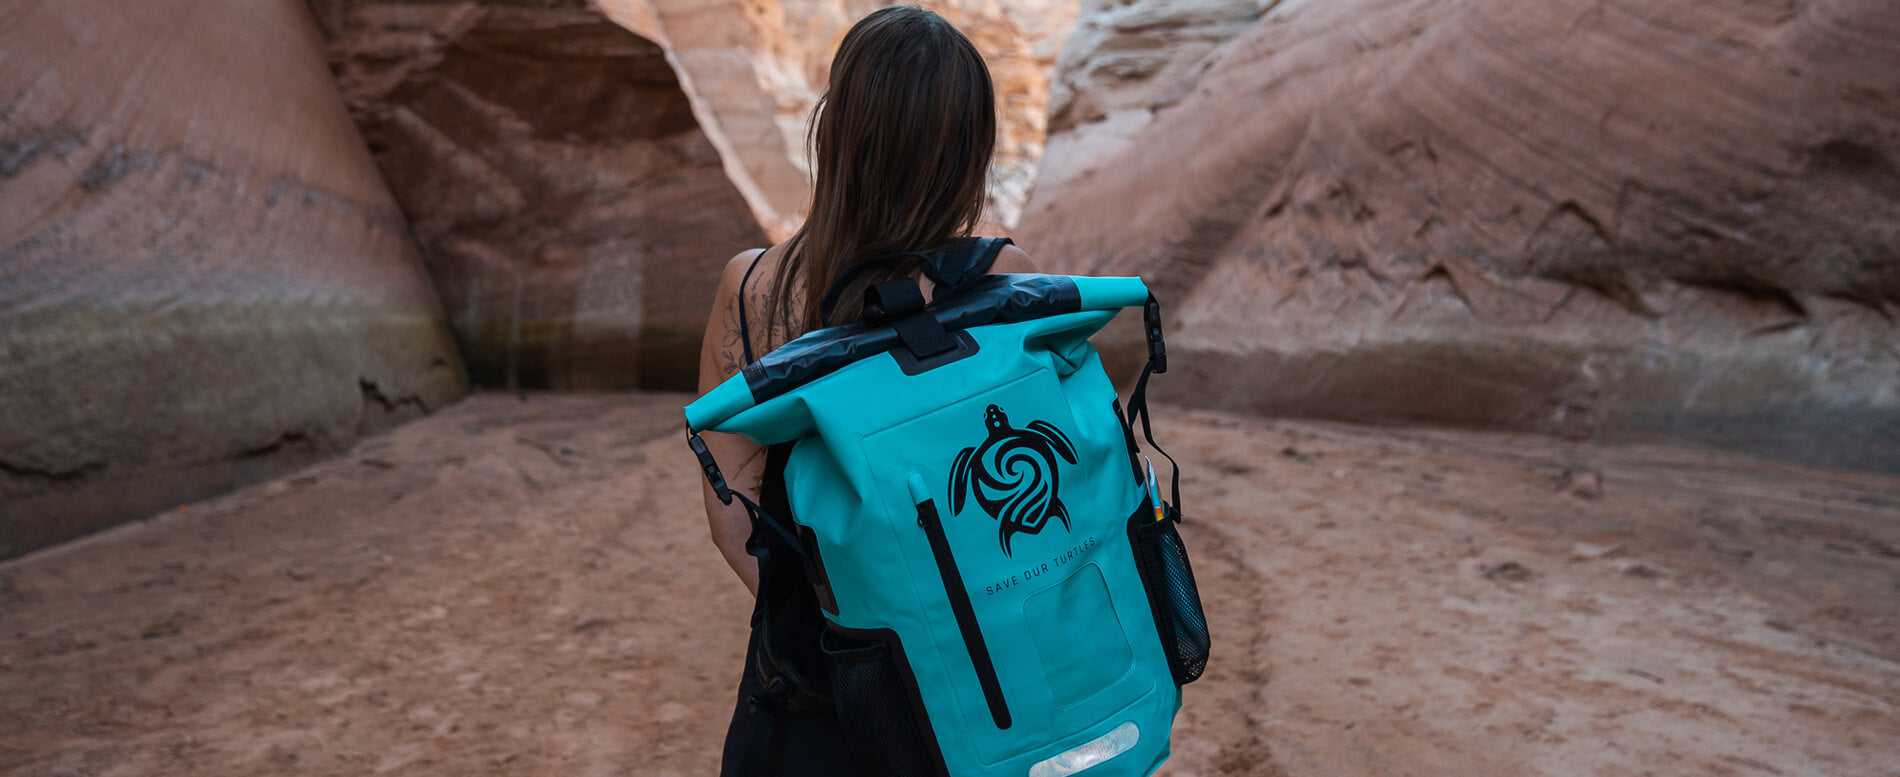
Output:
top-left (1018, 0), bottom-right (1900, 471)
top-left (1, 0), bottom-right (468, 556)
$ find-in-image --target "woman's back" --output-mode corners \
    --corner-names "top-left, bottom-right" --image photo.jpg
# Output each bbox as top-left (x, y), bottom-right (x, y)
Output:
top-left (691, 6), bottom-right (1028, 775)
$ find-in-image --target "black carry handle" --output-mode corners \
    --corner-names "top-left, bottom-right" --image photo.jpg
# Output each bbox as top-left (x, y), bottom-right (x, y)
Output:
top-left (818, 251), bottom-right (936, 326)
top-left (816, 237), bottom-right (1013, 327)
top-left (867, 279), bottom-right (959, 359)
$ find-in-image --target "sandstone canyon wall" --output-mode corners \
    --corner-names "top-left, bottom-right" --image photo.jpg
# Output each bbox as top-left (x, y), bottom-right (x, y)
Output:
top-left (595, 0), bottom-right (1081, 236)
top-left (1018, 0), bottom-right (1900, 471)
top-left (0, 0), bottom-right (468, 558)
top-left (1032, 0), bottom-right (1278, 220)
top-left (306, 0), bottom-right (769, 390)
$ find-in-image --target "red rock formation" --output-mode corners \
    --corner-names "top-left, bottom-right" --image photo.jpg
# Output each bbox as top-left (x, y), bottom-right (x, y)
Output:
top-left (306, 0), bottom-right (769, 390)
top-left (1018, 0), bottom-right (1900, 470)
top-left (1032, 0), bottom-right (1274, 219)
top-left (596, 0), bottom-right (1081, 236)
top-left (0, 0), bottom-right (467, 557)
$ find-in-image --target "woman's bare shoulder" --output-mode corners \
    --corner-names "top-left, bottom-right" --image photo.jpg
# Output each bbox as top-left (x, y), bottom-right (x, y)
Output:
top-left (719, 247), bottom-right (769, 289)
top-left (991, 242), bottom-right (1038, 274)
top-left (701, 247), bottom-right (772, 386)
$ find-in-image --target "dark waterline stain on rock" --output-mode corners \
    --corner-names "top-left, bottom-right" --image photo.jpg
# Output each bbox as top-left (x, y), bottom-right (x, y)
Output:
top-left (183, 159), bottom-right (214, 183)
top-left (79, 144), bottom-right (166, 191)
top-left (0, 137), bottom-right (49, 178)
top-left (1807, 138), bottom-right (1894, 177)
top-left (239, 430), bottom-right (315, 459)
top-left (0, 123), bottom-right (89, 178)
top-left (359, 378), bottom-right (430, 414)
top-left (0, 456), bottom-right (105, 483)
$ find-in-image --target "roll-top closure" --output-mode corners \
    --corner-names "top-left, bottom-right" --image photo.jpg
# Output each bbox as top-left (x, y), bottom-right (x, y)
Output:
top-left (684, 273), bottom-right (1150, 435)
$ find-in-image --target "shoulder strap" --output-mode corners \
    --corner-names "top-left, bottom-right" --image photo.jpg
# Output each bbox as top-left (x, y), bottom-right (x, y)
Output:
top-left (922, 236), bottom-right (1012, 289)
top-left (736, 248), bottom-right (767, 364)
top-left (817, 251), bottom-right (934, 326)
top-left (815, 237), bottom-right (1014, 327)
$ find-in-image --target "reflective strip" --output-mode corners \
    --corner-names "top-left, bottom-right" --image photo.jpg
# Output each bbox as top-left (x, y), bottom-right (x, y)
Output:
top-left (1028, 722), bottom-right (1140, 777)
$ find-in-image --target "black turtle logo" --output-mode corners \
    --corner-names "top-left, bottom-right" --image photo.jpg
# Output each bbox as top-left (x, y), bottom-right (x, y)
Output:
top-left (948, 404), bottom-right (1078, 556)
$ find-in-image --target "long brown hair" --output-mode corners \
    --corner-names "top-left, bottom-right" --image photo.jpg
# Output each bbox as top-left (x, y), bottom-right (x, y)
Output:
top-left (763, 5), bottom-right (996, 340)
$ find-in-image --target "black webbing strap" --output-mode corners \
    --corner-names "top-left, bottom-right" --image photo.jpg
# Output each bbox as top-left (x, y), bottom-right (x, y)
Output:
top-left (755, 620), bottom-right (835, 714)
top-left (867, 279), bottom-right (958, 358)
top-left (737, 248), bottom-right (766, 364)
top-left (690, 431), bottom-right (808, 560)
top-left (1123, 294), bottom-right (1183, 519)
top-left (735, 648), bottom-right (836, 776)
top-left (864, 277), bottom-right (927, 320)
top-left (817, 251), bottom-right (934, 327)
top-left (1124, 361), bottom-right (1183, 520)
top-left (737, 692), bottom-right (777, 776)
top-left (732, 489), bottom-right (807, 559)
top-left (923, 236), bottom-right (1012, 289)
top-left (815, 237), bottom-right (1014, 327)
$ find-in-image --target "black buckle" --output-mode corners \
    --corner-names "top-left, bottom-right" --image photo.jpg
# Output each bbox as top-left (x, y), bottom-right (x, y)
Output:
top-left (1144, 295), bottom-right (1168, 374)
top-left (688, 431), bottom-right (731, 504)
top-left (763, 675), bottom-right (792, 702)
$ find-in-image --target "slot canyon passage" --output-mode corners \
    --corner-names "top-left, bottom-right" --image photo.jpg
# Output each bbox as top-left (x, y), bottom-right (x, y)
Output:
top-left (2, 0), bottom-right (1898, 775)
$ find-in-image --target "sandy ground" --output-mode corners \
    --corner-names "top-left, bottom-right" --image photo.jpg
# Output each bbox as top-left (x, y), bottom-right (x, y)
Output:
top-left (3, 393), bottom-right (1897, 776)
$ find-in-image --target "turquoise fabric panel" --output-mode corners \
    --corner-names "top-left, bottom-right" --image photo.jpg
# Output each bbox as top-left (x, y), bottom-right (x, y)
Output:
top-left (1071, 276), bottom-right (1150, 311)
top-left (1026, 563), bottom-right (1132, 707)
top-left (684, 376), bottom-right (755, 433)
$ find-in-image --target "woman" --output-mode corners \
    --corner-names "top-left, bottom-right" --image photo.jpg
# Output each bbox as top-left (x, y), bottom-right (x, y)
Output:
top-left (693, 6), bottom-right (1036, 775)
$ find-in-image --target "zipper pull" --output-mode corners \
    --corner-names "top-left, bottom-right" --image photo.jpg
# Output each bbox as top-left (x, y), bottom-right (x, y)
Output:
top-left (908, 473), bottom-right (931, 527)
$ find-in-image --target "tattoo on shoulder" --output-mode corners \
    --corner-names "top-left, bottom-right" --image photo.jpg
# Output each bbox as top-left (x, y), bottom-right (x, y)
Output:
top-left (717, 294), bottom-right (744, 376)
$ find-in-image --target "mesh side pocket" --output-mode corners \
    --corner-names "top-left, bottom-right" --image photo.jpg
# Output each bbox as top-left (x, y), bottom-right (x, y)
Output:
top-left (821, 629), bottom-right (941, 777)
top-left (1132, 511), bottom-right (1211, 685)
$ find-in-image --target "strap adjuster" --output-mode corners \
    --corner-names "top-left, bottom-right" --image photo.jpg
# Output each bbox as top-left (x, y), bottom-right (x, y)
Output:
top-left (688, 431), bottom-right (731, 504)
top-left (1144, 295), bottom-right (1168, 374)
top-left (763, 675), bottom-right (792, 701)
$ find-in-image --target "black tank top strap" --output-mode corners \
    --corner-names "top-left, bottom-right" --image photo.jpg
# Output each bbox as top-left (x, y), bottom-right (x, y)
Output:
top-left (737, 248), bottom-right (768, 364)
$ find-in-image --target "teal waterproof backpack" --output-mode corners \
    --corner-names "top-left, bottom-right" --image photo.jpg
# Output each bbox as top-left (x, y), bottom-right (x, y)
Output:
top-left (686, 238), bottom-right (1209, 777)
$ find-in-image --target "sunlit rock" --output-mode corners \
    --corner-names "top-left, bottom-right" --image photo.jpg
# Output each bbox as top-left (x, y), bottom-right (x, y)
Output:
top-left (596, 0), bottom-right (1083, 237)
top-left (1029, 0), bottom-right (1277, 227)
top-left (1018, 0), bottom-right (1900, 471)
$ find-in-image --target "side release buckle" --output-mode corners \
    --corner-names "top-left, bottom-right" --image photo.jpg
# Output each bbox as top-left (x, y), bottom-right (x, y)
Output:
top-left (688, 431), bottom-right (731, 504)
top-left (1144, 295), bottom-right (1168, 374)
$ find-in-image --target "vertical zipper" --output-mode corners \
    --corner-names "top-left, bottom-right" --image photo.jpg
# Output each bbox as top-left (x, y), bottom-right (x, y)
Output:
top-left (917, 497), bottom-right (1012, 730)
